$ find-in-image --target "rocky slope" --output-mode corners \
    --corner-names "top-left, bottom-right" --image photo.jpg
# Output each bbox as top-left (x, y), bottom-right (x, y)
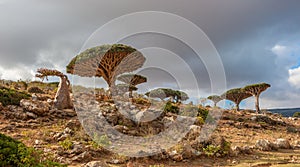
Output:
top-left (1, 93), bottom-right (300, 166)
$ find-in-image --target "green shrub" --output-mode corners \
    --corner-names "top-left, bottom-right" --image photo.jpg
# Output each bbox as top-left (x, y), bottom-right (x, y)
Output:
top-left (0, 133), bottom-right (66, 167)
top-left (0, 87), bottom-right (31, 106)
top-left (203, 145), bottom-right (220, 156)
top-left (197, 107), bottom-right (209, 120)
top-left (58, 138), bottom-right (73, 150)
top-left (293, 112), bottom-right (300, 118)
top-left (163, 101), bottom-right (179, 114)
top-left (203, 140), bottom-right (231, 157)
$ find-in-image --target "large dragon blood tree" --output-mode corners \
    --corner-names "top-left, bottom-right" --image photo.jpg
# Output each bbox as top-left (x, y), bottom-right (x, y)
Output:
top-left (117, 74), bottom-right (147, 97)
top-left (243, 83), bottom-right (271, 113)
top-left (221, 88), bottom-right (252, 111)
top-left (66, 44), bottom-right (146, 98)
top-left (35, 68), bottom-right (73, 109)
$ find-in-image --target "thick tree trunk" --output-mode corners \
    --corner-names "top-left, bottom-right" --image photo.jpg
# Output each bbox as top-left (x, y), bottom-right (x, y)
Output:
top-left (255, 94), bottom-right (260, 113)
top-left (54, 76), bottom-right (72, 109)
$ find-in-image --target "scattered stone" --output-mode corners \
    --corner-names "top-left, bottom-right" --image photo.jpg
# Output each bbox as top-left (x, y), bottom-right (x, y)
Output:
top-left (65, 119), bottom-right (81, 130)
top-left (84, 161), bottom-right (109, 167)
top-left (25, 112), bottom-right (37, 119)
top-left (72, 151), bottom-right (92, 162)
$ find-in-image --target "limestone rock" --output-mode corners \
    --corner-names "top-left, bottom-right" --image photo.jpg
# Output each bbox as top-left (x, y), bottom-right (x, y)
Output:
top-left (274, 138), bottom-right (291, 149)
top-left (84, 161), bottom-right (109, 167)
top-left (255, 139), bottom-right (272, 151)
top-left (20, 99), bottom-right (50, 116)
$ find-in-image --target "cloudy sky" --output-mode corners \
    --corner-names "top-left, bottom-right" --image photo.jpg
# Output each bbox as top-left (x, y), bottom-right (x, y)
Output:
top-left (1, 0), bottom-right (300, 109)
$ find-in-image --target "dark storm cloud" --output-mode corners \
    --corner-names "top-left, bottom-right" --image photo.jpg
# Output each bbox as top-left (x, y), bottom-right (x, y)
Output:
top-left (1, 0), bottom-right (300, 108)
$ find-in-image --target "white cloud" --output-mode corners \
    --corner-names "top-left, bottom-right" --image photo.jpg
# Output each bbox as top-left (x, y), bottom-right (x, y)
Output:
top-left (271, 44), bottom-right (289, 56)
top-left (288, 67), bottom-right (300, 89)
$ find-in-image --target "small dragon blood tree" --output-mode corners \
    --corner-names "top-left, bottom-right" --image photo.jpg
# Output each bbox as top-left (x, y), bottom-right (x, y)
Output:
top-left (243, 83), bottom-right (271, 113)
top-left (36, 68), bottom-right (73, 109)
top-left (221, 88), bottom-right (252, 111)
top-left (207, 95), bottom-right (222, 107)
top-left (117, 74), bottom-right (147, 97)
top-left (66, 44), bottom-right (146, 98)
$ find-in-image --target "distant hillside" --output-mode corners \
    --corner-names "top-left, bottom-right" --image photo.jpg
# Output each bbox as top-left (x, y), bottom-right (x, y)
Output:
top-left (268, 108), bottom-right (300, 117)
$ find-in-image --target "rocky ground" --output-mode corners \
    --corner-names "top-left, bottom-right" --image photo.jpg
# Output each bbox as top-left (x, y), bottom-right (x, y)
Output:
top-left (1, 94), bottom-right (300, 167)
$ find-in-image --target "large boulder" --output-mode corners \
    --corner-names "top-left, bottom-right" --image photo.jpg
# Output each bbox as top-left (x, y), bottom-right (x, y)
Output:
top-left (274, 138), bottom-right (291, 149)
top-left (255, 139), bottom-right (274, 151)
top-left (20, 99), bottom-right (50, 116)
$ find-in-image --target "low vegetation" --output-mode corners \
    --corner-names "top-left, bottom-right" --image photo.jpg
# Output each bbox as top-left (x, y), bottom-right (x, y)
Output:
top-left (0, 87), bottom-right (30, 106)
top-left (0, 133), bottom-right (65, 167)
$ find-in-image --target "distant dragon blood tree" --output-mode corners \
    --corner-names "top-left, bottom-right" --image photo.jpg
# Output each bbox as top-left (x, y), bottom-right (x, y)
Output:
top-left (207, 95), bottom-right (222, 107)
top-left (113, 84), bottom-right (137, 96)
top-left (117, 74), bottom-right (147, 98)
top-left (36, 68), bottom-right (73, 109)
top-left (221, 88), bottom-right (252, 111)
top-left (66, 44), bottom-right (146, 98)
top-left (145, 88), bottom-right (189, 103)
top-left (243, 83), bottom-right (271, 113)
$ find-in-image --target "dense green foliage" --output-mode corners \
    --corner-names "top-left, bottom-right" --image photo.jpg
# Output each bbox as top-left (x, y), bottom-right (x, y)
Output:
top-left (0, 87), bottom-right (30, 106)
top-left (0, 133), bottom-right (66, 167)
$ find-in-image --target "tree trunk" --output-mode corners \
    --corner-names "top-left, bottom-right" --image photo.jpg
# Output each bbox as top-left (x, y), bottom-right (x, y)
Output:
top-left (255, 94), bottom-right (260, 113)
top-left (54, 76), bottom-right (73, 109)
top-left (236, 103), bottom-right (240, 111)
top-left (129, 90), bottom-right (133, 98)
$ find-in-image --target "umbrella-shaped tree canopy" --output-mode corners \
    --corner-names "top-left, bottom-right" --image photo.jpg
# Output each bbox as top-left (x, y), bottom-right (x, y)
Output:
top-left (66, 44), bottom-right (146, 88)
top-left (221, 88), bottom-right (252, 111)
top-left (145, 88), bottom-right (189, 102)
top-left (243, 83), bottom-right (271, 113)
top-left (207, 95), bottom-right (223, 107)
top-left (117, 74), bottom-right (147, 97)
top-left (117, 74), bottom-right (147, 86)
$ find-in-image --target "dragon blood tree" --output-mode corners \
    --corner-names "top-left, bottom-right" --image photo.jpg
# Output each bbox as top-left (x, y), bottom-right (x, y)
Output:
top-left (113, 84), bottom-right (138, 96)
top-left (117, 74), bottom-right (147, 97)
top-left (207, 95), bottom-right (222, 107)
top-left (221, 88), bottom-right (252, 111)
top-left (243, 83), bottom-right (271, 113)
top-left (66, 44), bottom-right (146, 98)
top-left (145, 88), bottom-right (189, 103)
top-left (36, 68), bottom-right (73, 109)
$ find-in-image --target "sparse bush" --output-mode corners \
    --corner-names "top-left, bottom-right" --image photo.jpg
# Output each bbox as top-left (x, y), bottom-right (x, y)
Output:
top-left (0, 87), bottom-right (30, 106)
top-left (132, 97), bottom-right (150, 106)
top-left (28, 86), bottom-right (44, 94)
top-left (197, 107), bottom-right (209, 120)
top-left (59, 138), bottom-right (73, 150)
top-left (203, 140), bottom-right (231, 157)
top-left (163, 101), bottom-right (179, 114)
top-left (293, 112), bottom-right (300, 118)
top-left (0, 133), bottom-right (65, 167)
